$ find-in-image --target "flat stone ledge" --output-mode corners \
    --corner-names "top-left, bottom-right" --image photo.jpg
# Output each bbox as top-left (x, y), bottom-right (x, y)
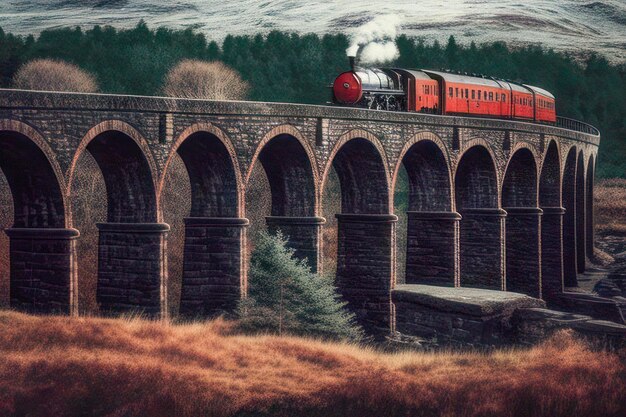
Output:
top-left (265, 216), bottom-right (326, 225)
top-left (96, 222), bottom-right (170, 233)
top-left (184, 217), bottom-right (249, 227)
top-left (335, 214), bottom-right (398, 223)
top-left (393, 284), bottom-right (545, 317)
top-left (5, 228), bottom-right (80, 239)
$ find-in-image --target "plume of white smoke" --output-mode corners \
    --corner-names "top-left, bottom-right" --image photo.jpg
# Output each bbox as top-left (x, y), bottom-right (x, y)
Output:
top-left (346, 14), bottom-right (401, 64)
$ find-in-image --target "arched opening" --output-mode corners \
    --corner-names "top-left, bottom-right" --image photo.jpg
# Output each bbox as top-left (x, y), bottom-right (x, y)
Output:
top-left (161, 131), bottom-right (243, 318)
top-left (0, 129), bottom-right (76, 313)
top-left (455, 145), bottom-right (504, 289)
top-left (562, 147), bottom-right (578, 288)
top-left (70, 151), bottom-right (106, 315)
top-left (324, 137), bottom-right (395, 335)
top-left (539, 141), bottom-right (564, 299)
top-left (247, 133), bottom-right (321, 272)
top-left (396, 140), bottom-right (456, 286)
top-left (71, 127), bottom-right (165, 317)
top-left (576, 151), bottom-right (586, 273)
top-left (586, 155), bottom-right (595, 257)
top-left (502, 148), bottom-right (541, 297)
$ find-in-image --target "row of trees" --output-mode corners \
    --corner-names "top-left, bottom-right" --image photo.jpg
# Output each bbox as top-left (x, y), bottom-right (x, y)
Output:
top-left (0, 22), bottom-right (623, 176)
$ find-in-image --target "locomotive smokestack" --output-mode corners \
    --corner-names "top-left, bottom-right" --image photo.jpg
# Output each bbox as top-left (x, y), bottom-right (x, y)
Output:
top-left (349, 56), bottom-right (355, 72)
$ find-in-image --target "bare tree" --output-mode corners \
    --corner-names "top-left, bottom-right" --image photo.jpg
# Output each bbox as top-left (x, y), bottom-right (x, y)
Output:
top-left (163, 60), bottom-right (249, 100)
top-left (12, 59), bottom-right (98, 93)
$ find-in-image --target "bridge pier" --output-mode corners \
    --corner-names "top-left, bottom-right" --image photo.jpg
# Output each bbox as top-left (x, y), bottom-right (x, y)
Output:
top-left (265, 216), bottom-right (325, 273)
top-left (405, 211), bottom-right (461, 286)
top-left (335, 214), bottom-right (397, 336)
top-left (541, 207), bottom-right (565, 300)
top-left (179, 217), bottom-right (248, 318)
top-left (96, 222), bottom-right (169, 317)
top-left (459, 208), bottom-right (506, 290)
top-left (6, 227), bottom-right (79, 314)
top-left (505, 207), bottom-right (542, 298)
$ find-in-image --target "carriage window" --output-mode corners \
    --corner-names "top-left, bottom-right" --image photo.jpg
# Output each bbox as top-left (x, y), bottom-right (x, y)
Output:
top-left (478, 90), bottom-right (482, 100)
top-left (489, 92), bottom-right (493, 101)
top-left (503, 95), bottom-right (506, 103)
top-left (465, 89), bottom-right (469, 98)
top-left (449, 87), bottom-right (453, 97)
top-left (495, 93), bottom-right (499, 101)
top-left (472, 90), bottom-right (475, 99)
top-left (455, 88), bottom-right (459, 97)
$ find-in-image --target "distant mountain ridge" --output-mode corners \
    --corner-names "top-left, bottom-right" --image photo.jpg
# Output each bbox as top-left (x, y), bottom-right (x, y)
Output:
top-left (1, 0), bottom-right (624, 63)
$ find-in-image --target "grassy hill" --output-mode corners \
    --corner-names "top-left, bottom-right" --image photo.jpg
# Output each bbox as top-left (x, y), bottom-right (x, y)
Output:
top-left (0, 310), bottom-right (624, 417)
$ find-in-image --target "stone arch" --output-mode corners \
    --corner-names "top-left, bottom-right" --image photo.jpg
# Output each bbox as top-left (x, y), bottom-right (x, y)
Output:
top-left (246, 124), bottom-right (321, 271)
top-left (0, 119), bottom-right (68, 228)
top-left (323, 130), bottom-right (395, 335)
top-left (539, 140), bottom-right (564, 298)
top-left (539, 141), bottom-right (561, 208)
top-left (160, 123), bottom-right (246, 318)
top-left (576, 150), bottom-right (586, 273)
top-left (323, 129), bottom-right (391, 214)
top-left (455, 145), bottom-right (504, 290)
top-left (393, 133), bottom-right (457, 286)
top-left (502, 148), bottom-right (538, 208)
top-left (70, 120), bottom-right (166, 317)
top-left (247, 125), bottom-right (318, 216)
top-left (160, 122), bottom-right (243, 218)
top-left (69, 120), bottom-right (159, 224)
top-left (392, 133), bottom-right (452, 211)
top-left (0, 119), bottom-right (77, 314)
top-left (562, 146), bottom-right (578, 287)
top-left (455, 145), bottom-right (499, 210)
top-left (502, 148), bottom-right (541, 297)
top-left (586, 154), bottom-right (595, 257)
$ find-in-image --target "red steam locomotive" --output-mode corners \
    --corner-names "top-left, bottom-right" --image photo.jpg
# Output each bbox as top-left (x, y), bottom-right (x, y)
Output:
top-left (332, 57), bottom-right (556, 123)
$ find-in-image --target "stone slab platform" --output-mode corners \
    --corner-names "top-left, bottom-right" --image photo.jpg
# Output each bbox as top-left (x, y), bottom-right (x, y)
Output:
top-left (393, 284), bottom-right (545, 316)
top-left (392, 284), bottom-right (545, 347)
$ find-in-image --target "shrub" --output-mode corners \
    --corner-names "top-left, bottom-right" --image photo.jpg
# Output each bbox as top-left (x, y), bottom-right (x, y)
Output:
top-left (238, 231), bottom-right (363, 341)
top-left (163, 59), bottom-right (248, 100)
top-left (12, 59), bottom-right (98, 93)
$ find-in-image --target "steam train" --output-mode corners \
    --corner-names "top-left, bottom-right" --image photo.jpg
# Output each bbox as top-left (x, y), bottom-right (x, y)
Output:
top-left (332, 57), bottom-right (556, 123)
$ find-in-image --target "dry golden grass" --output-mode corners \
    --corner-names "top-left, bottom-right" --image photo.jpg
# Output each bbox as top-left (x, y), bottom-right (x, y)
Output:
top-left (0, 310), bottom-right (624, 417)
top-left (595, 178), bottom-right (626, 234)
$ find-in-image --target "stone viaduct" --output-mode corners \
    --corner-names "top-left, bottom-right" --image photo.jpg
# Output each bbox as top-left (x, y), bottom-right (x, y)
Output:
top-left (0, 90), bottom-right (600, 335)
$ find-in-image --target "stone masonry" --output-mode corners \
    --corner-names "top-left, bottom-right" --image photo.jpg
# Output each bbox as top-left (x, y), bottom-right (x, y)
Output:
top-left (0, 89), bottom-right (600, 335)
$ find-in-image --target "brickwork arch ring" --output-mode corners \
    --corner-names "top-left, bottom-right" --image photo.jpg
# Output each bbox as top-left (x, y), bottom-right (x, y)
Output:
top-left (321, 128), bottom-right (392, 213)
top-left (158, 122), bottom-right (244, 217)
top-left (246, 124), bottom-right (320, 214)
top-left (560, 144), bottom-right (578, 176)
top-left (454, 138), bottom-right (502, 194)
top-left (504, 141), bottom-right (541, 193)
top-left (67, 120), bottom-right (160, 224)
top-left (541, 138), bottom-right (562, 176)
top-left (390, 130), bottom-right (453, 203)
top-left (0, 118), bottom-right (69, 227)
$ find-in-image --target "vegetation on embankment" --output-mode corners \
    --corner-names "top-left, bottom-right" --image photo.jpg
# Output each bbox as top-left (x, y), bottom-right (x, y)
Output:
top-left (0, 22), bottom-right (624, 177)
top-left (0, 310), bottom-right (624, 417)
top-left (595, 178), bottom-right (626, 235)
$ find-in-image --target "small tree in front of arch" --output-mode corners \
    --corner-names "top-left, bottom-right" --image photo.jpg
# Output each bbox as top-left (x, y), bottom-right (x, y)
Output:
top-left (237, 231), bottom-right (363, 342)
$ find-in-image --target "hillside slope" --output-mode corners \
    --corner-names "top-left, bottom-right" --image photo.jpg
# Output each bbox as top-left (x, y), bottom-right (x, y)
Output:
top-left (0, 311), bottom-right (624, 417)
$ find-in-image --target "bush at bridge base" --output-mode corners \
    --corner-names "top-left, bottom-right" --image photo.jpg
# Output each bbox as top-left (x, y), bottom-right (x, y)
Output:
top-left (237, 231), bottom-right (363, 342)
